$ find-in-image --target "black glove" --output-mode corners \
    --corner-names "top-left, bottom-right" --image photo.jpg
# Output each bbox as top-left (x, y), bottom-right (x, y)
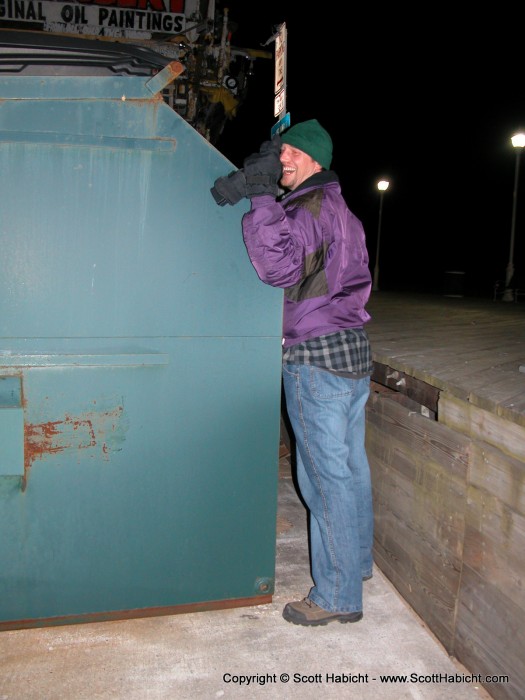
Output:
top-left (210, 168), bottom-right (247, 206)
top-left (243, 135), bottom-right (282, 198)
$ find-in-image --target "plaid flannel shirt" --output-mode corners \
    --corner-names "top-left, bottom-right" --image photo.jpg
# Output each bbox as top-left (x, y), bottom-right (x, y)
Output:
top-left (283, 328), bottom-right (373, 377)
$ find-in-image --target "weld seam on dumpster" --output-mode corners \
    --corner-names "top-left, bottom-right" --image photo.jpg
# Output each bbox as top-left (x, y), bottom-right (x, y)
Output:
top-left (0, 130), bottom-right (177, 151)
top-left (0, 353), bottom-right (169, 367)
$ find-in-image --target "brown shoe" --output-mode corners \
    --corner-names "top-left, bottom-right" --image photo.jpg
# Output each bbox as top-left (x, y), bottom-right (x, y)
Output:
top-left (282, 597), bottom-right (363, 626)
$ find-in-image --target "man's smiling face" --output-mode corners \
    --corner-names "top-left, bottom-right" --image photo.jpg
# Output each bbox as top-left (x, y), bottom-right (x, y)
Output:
top-left (279, 143), bottom-right (322, 191)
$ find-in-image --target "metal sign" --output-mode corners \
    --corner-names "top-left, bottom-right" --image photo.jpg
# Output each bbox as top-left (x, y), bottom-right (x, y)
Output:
top-left (0, 0), bottom-right (187, 38)
top-left (271, 112), bottom-right (290, 137)
top-left (274, 22), bottom-right (287, 119)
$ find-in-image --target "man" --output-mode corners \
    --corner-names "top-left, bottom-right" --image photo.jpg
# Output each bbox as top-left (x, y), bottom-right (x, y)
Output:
top-left (241, 119), bottom-right (374, 626)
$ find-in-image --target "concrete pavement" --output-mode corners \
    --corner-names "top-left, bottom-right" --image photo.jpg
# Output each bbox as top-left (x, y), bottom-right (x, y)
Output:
top-left (0, 454), bottom-right (493, 700)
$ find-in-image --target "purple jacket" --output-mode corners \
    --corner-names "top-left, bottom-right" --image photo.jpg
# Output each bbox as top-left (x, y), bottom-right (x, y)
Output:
top-left (242, 171), bottom-right (372, 348)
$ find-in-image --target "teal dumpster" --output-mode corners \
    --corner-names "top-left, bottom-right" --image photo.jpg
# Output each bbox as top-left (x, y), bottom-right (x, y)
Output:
top-left (0, 33), bottom-right (283, 630)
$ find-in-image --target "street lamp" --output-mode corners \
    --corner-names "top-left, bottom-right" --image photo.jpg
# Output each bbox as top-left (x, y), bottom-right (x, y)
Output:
top-left (372, 179), bottom-right (390, 292)
top-left (502, 132), bottom-right (525, 301)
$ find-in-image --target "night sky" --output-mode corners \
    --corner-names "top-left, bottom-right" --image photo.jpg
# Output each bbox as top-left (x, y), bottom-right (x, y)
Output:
top-left (215, 2), bottom-right (525, 298)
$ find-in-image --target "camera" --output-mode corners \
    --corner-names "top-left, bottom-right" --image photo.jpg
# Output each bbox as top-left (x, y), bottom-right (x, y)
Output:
top-left (210, 168), bottom-right (247, 207)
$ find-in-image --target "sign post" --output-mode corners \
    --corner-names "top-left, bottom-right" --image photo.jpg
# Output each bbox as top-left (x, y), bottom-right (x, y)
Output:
top-left (271, 23), bottom-right (290, 136)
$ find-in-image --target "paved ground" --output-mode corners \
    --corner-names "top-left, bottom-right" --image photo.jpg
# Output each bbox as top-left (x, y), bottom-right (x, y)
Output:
top-left (0, 453), bottom-right (494, 700)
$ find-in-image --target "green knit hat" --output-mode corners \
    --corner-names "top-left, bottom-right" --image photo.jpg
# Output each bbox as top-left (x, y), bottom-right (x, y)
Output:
top-left (281, 119), bottom-right (333, 170)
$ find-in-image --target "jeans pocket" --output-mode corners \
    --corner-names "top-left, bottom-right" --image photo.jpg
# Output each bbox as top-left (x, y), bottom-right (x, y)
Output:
top-left (308, 366), bottom-right (355, 400)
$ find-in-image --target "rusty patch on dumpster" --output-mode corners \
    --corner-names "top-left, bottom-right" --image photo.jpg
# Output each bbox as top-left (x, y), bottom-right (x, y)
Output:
top-left (167, 60), bottom-right (184, 80)
top-left (24, 406), bottom-right (127, 476)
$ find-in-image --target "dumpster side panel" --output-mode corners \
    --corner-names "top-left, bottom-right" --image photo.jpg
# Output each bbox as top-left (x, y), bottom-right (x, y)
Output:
top-left (0, 93), bottom-right (277, 339)
top-left (0, 77), bottom-right (283, 627)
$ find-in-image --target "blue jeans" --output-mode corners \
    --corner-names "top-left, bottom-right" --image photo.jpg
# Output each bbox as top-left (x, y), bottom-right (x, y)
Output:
top-left (282, 364), bottom-right (373, 613)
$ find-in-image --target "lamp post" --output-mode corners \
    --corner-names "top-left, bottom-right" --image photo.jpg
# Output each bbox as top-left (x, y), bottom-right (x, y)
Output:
top-left (372, 179), bottom-right (389, 292)
top-left (502, 132), bottom-right (525, 301)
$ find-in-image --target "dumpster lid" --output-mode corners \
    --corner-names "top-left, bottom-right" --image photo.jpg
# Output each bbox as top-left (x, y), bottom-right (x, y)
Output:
top-left (0, 29), bottom-right (172, 76)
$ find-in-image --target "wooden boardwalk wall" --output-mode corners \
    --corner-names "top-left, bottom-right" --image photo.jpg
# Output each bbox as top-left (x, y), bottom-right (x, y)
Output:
top-left (365, 293), bottom-right (525, 700)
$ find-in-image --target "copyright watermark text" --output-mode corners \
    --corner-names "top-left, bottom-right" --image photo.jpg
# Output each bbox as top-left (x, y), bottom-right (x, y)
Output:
top-left (222, 671), bottom-right (509, 686)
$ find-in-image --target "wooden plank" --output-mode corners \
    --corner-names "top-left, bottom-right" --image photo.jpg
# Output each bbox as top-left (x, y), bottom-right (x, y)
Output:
top-left (439, 393), bottom-right (525, 459)
top-left (364, 293), bottom-right (525, 698)
top-left (464, 485), bottom-right (525, 612)
top-left (470, 377), bottom-right (525, 421)
top-left (372, 363), bottom-right (439, 414)
top-left (370, 448), bottom-right (466, 572)
top-left (455, 565), bottom-right (525, 700)
top-left (438, 363), bottom-right (525, 410)
top-left (435, 353), bottom-right (525, 381)
top-left (367, 294), bottom-right (525, 432)
top-left (372, 535), bottom-right (457, 653)
top-left (469, 441), bottom-right (525, 516)
top-left (366, 397), bottom-right (471, 653)
top-left (367, 392), bottom-right (470, 480)
top-left (371, 459), bottom-right (461, 653)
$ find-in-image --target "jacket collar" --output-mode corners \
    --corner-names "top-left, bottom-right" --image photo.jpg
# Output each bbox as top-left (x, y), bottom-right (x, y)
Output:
top-left (281, 170), bottom-right (339, 200)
